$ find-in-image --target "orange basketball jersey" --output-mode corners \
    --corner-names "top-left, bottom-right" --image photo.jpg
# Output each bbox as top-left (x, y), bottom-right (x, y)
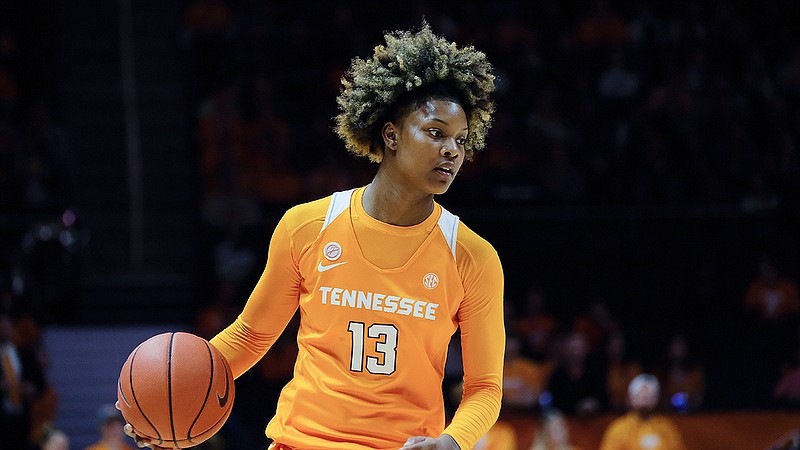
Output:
top-left (212, 187), bottom-right (505, 450)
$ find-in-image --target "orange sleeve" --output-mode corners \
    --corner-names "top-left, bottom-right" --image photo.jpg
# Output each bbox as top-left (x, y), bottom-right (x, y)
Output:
top-left (443, 226), bottom-right (505, 449)
top-left (210, 201), bottom-right (326, 377)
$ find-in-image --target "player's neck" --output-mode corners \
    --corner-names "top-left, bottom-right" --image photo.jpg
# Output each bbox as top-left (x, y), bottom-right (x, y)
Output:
top-left (362, 179), bottom-right (435, 226)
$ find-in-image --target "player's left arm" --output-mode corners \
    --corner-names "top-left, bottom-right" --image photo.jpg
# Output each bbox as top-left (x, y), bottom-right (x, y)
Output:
top-left (441, 233), bottom-right (505, 450)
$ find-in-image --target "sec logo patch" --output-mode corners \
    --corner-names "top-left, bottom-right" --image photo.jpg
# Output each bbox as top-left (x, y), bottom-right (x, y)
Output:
top-left (422, 273), bottom-right (439, 289)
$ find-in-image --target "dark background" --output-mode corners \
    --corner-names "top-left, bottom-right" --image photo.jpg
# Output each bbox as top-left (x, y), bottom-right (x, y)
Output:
top-left (1, 0), bottom-right (799, 444)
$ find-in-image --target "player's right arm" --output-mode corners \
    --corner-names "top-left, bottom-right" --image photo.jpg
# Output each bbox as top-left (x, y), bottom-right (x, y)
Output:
top-left (210, 212), bottom-right (304, 377)
top-left (122, 201), bottom-right (325, 448)
top-left (210, 199), bottom-right (326, 377)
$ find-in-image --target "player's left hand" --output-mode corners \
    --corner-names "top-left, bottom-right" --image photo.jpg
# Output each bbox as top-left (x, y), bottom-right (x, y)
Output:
top-left (400, 434), bottom-right (460, 449)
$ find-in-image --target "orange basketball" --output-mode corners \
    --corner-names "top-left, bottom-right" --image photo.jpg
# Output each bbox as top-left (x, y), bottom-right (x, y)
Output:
top-left (117, 332), bottom-right (235, 448)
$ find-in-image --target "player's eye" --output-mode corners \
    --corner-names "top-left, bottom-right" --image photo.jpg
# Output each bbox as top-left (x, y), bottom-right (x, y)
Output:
top-left (428, 128), bottom-right (443, 138)
top-left (456, 136), bottom-right (467, 146)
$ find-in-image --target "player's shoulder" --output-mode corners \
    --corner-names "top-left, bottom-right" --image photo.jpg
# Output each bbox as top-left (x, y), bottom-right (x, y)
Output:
top-left (280, 195), bottom-right (332, 234)
top-left (453, 217), bottom-right (499, 264)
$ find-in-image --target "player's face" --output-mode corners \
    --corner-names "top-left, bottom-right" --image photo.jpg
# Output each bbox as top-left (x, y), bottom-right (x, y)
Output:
top-left (391, 99), bottom-right (468, 195)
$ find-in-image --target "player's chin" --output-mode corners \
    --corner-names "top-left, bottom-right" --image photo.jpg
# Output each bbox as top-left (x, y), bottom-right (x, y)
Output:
top-left (430, 185), bottom-right (452, 196)
top-left (428, 178), bottom-right (456, 196)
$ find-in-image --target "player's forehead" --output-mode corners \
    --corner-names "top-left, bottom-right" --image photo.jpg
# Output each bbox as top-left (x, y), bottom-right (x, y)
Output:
top-left (405, 99), bottom-right (467, 127)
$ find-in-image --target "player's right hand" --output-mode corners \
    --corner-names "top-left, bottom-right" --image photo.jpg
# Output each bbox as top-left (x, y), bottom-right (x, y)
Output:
top-left (123, 423), bottom-right (179, 450)
top-left (115, 401), bottom-right (178, 450)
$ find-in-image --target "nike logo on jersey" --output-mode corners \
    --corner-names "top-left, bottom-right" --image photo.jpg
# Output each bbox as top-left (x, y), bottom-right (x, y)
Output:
top-left (317, 261), bottom-right (348, 272)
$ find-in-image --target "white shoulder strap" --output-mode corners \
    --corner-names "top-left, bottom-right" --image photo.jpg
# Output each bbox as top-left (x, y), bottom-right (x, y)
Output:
top-left (321, 189), bottom-right (355, 232)
top-left (437, 206), bottom-right (459, 261)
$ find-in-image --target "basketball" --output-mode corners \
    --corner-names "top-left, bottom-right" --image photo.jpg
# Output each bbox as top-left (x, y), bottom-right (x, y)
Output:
top-left (117, 332), bottom-right (235, 448)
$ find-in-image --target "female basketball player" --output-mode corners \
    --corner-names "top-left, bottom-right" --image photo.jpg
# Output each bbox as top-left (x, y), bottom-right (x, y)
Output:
top-left (127, 23), bottom-right (505, 450)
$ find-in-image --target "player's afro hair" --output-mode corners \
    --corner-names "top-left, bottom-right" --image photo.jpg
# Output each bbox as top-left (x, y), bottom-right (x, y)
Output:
top-left (334, 23), bottom-right (496, 163)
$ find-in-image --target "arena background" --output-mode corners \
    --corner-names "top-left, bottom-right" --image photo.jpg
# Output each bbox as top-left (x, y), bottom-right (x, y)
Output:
top-left (1, 0), bottom-right (799, 448)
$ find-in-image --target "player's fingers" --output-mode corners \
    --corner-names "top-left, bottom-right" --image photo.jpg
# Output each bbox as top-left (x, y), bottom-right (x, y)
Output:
top-left (123, 424), bottom-right (151, 448)
top-left (123, 424), bottom-right (137, 439)
top-left (400, 436), bottom-right (428, 448)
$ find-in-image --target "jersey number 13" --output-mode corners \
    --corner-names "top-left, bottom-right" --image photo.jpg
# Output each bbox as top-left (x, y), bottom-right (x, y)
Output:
top-left (348, 321), bottom-right (398, 375)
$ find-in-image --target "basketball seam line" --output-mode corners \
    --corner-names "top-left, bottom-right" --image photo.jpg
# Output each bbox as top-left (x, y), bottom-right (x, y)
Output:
top-left (168, 332), bottom-right (177, 448)
top-left (128, 345), bottom-right (164, 444)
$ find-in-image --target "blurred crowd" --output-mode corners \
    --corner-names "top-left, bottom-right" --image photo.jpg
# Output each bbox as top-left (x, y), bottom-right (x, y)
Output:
top-left (184, 0), bottom-right (800, 211)
top-left (184, 0), bottom-right (800, 405)
top-left (180, 1), bottom-right (800, 448)
top-left (1, 0), bottom-right (800, 448)
top-left (499, 271), bottom-right (799, 419)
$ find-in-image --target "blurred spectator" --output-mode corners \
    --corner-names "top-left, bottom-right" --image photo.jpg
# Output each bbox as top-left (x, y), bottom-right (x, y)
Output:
top-left (766, 429), bottom-right (800, 450)
top-left (83, 403), bottom-right (135, 450)
top-left (744, 256), bottom-right (800, 322)
top-left (182, 0), bottom-right (234, 99)
top-left (529, 408), bottom-right (582, 450)
top-left (184, 0), bottom-right (232, 36)
top-left (742, 255), bottom-right (800, 406)
top-left (599, 374), bottom-right (687, 450)
top-left (573, 0), bottom-right (630, 49)
top-left (473, 420), bottom-right (518, 450)
top-left (0, 311), bottom-right (47, 450)
top-left (598, 50), bottom-right (641, 103)
top-left (741, 172), bottom-right (781, 214)
top-left (501, 333), bottom-right (550, 414)
top-left (197, 78), bottom-right (301, 208)
top-left (535, 142), bottom-right (587, 204)
top-left (515, 286), bottom-right (560, 362)
top-left (39, 423), bottom-right (69, 450)
top-left (234, 75), bottom-right (301, 204)
top-left (604, 331), bottom-right (642, 412)
top-left (212, 223), bottom-right (258, 306)
top-left (774, 337), bottom-right (800, 409)
top-left (596, 49), bottom-right (640, 154)
top-left (571, 299), bottom-right (619, 355)
top-left (194, 304), bottom-right (230, 341)
top-left (656, 335), bottom-right (705, 413)
top-left (546, 332), bottom-right (607, 416)
top-left (13, 314), bottom-right (60, 447)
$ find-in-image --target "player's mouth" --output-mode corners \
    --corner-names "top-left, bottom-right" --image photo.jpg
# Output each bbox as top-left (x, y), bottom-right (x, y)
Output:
top-left (434, 163), bottom-right (456, 178)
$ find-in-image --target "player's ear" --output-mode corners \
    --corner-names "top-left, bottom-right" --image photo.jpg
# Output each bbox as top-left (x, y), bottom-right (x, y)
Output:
top-left (381, 122), bottom-right (398, 151)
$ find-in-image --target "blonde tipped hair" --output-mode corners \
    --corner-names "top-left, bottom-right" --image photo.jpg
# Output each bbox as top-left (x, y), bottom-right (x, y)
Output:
top-left (335, 22), bottom-right (496, 163)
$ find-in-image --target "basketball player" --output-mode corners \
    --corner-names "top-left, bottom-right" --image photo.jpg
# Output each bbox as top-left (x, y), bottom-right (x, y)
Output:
top-left (127, 23), bottom-right (505, 450)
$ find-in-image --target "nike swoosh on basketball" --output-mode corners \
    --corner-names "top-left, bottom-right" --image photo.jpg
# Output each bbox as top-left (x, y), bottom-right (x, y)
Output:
top-left (317, 261), bottom-right (348, 272)
top-left (216, 370), bottom-right (230, 408)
